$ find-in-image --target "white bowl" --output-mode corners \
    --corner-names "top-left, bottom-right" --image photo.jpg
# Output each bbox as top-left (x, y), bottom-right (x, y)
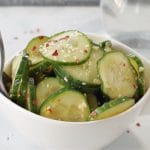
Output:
top-left (0, 33), bottom-right (150, 150)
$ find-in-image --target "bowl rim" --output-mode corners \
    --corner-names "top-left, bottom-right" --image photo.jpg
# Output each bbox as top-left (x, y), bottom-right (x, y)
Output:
top-left (1, 32), bottom-right (150, 125)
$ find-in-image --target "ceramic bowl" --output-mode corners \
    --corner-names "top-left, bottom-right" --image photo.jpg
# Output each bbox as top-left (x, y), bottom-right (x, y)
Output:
top-left (0, 33), bottom-right (150, 150)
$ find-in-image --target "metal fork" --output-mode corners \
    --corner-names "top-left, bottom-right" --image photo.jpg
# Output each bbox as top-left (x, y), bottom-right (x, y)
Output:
top-left (0, 32), bottom-right (9, 98)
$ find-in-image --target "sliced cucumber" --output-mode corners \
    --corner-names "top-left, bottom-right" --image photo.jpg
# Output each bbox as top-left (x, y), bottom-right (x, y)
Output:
top-left (97, 51), bottom-right (138, 99)
top-left (26, 36), bottom-right (49, 65)
top-left (36, 77), bottom-right (64, 108)
top-left (89, 97), bottom-right (135, 121)
top-left (39, 30), bottom-right (92, 65)
top-left (86, 93), bottom-right (98, 111)
top-left (128, 55), bottom-right (145, 97)
top-left (40, 88), bottom-right (90, 122)
top-left (54, 45), bottom-right (103, 92)
top-left (25, 78), bottom-right (37, 113)
top-left (10, 52), bottom-right (29, 106)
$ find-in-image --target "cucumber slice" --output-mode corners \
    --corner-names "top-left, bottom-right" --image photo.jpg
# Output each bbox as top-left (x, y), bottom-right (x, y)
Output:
top-left (89, 97), bottom-right (135, 121)
top-left (86, 93), bottom-right (98, 111)
top-left (54, 45), bottom-right (103, 92)
top-left (39, 30), bottom-right (92, 65)
top-left (40, 88), bottom-right (90, 122)
top-left (36, 77), bottom-right (64, 108)
top-left (26, 36), bottom-right (49, 65)
top-left (10, 52), bottom-right (29, 106)
top-left (97, 51), bottom-right (138, 99)
top-left (128, 55), bottom-right (145, 97)
top-left (26, 78), bottom-right (37, 113)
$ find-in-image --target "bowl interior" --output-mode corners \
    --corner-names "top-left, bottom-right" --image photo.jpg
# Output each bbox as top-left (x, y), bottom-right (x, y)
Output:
top-left (3, 33), bottom-right (150, 123)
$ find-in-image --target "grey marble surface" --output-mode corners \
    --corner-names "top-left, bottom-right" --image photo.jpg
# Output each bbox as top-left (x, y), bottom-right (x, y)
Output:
top-left (0, 0), bottom-right (99, 6)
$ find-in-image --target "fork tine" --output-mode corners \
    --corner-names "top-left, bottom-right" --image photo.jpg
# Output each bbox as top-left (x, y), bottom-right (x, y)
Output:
top-left (0, 31), bottom-right (9, 97)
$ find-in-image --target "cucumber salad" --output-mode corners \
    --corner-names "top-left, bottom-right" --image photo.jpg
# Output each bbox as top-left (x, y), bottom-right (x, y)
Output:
top-left (4, 30), bottom-right (145, 122)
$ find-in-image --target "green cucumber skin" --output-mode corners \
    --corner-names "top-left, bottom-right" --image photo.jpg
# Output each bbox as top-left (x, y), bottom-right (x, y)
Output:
top-left (39, 88), bottom-right (67, 113)
top-left (25, 36), bottom-right (49, 65)
top-left (39, 30), bottom-right (93, 65)
top-left (89, 97), bottom-right (135, 121)
top-left (54, 65), bottom-right (99, 93)
top-left (39, 88), bottom-right (90, 121)
top-left (96, 97), bottom-right (132, 113)
top-left (99, 40), bottom-right (112, 51)
top-left (97, 51), bottom-right (138, 99)
top-left (29, 61), bottom-right (52, 75)
top-left (29, 60), bottom-right (53, 84)
top-left (10, 56), bottom-right (29, 107)
top-left (128, 55), bottom-right (145, 98)
top-left (36, 77), bottom-right (64, 109)
top-left (26, 78), bottom-right (37, 113)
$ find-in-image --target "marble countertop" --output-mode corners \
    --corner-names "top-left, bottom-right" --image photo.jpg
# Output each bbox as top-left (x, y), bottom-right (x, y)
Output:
top-left (0, 7), bottom-right (150, 150)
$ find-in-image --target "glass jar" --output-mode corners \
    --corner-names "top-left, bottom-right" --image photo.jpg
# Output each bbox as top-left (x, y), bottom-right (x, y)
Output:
top-left (101, 0), bottom-right (150, 54)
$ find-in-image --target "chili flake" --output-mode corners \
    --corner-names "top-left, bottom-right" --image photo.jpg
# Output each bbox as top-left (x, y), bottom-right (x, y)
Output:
top-left (36, 28), bottom-right (40, 33)
top-left (32, 46), bottom-right (37, 51)
top-left (90, 111), bottom-right (97, 117)
top-left (39, 36), bottom-right (44, 40)
top-left (76, 58), bottom-right (80, 64)
top-left (133, 84), bottom-right (137, 89)
top-left (46, 43), bottom-right (49, 47)
top-left (84, 49), bottom-right (88, 53)
top-left (123, 63), bottom-right (126, 67)
top-left (52, 50), bottom-right (58, 56)
top-left (59, 35), bottom-right (70, 41)
top-left (32, 100), bottom-right (37, 105)
top-left (136, 122), bottom-right (141, 127)
top-left (47, 106), bottom-right (52, 113)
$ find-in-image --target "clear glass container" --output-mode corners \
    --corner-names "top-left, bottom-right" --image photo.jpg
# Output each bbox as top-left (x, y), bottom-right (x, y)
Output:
top-left (101, 0), bottom-right (150, 53)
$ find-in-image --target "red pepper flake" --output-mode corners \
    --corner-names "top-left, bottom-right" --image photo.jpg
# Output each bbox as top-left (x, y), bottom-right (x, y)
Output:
top-left (91, 111), bottom-right (97, 117)
top-left (13, 37), bottom-right (18, 40)
top-left (133, 84), bottom-right (137, 89)
top-left (84, 49), bottom-right (88, 53)
top-left (47, 107), bottom-right (52, 113)
top-left (46, 43), bottom-right (49, 47)
top-left (59, 35), bottom-right (70, 41)
top-left (76, 58), bottom-right (80, 64)
top-left (136, 122), bottom-right (141, 127)
top-left (36, 28), bottom-right (40, 33)
top-left (39, 36), bottom-right (44, 40)
top-left (52, 50), bottom-right (58, 56)
top-left (32, 46), bottom-right (37, 51)
top-left (32, 99), bottom-right (37, 105)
